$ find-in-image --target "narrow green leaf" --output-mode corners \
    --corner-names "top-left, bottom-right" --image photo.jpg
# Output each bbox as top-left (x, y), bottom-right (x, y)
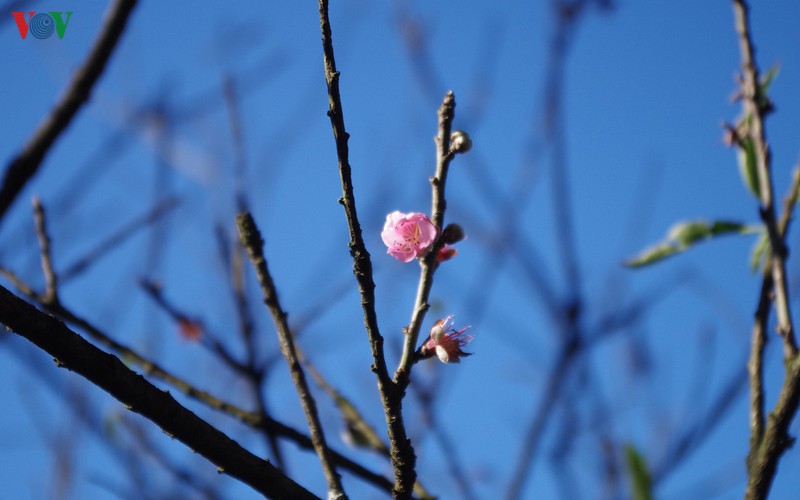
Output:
top-left (625, 444), bottom-right (653, 500)
top-left (750, 228), bottom-right (769, 273)
top-left (626, 220), bottom-right (757, 268)
top-left (738, 136), bottom-right (760, 197)
top-left (759, 63), bottom-right (780, 100)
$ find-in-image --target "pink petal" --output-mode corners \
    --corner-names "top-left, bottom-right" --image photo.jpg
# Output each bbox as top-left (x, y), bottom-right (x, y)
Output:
top-left (417, 220), bottom-right (438, 244)
top-left (387, 246), bottom-right (416, 263)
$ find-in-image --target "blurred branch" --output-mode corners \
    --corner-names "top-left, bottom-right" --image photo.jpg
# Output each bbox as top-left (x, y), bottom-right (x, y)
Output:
top-left (0, 0), bottom-right (138, 224)
top-left (413, 379), bottom-right (477, 500)
top-left (222, 76), bottom-right (248, 212)
top-left (302, 347), bottom-right (390, 457)
top-left (0, 284), bottom-right (317, 499)
top-left (237, 212), bottom-right (347, 499)
top-left (317, 1), bottom-right (417, 497)
top-left (139, 279), bottom-right (246, 373)
top-left (653, 364), bottom-right (748, 483)
top-left (60, 196), bottom-right (180, 283)
top-left (32, 197), bottom-right (58, 303)
top-left (506, 2), bottom-right (598, 496)
top-left (507, 332), bottom-right (582, 499)
top-left (120, 416), bottom-right (223, 499)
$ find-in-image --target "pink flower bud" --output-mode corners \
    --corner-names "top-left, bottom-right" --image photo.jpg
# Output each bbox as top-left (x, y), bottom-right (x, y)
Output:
top-left (381, 211), bottom-right (438, 262)
top-left (436, 245), bottom-right (458, 262)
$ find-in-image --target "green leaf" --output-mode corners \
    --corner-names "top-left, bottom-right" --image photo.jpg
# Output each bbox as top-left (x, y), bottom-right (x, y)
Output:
top-left (738, 136), bottom-right (760, 197)
top-left (750, 228), bottom-right (769, 273)
top-left (626, 220), bottom-right (758, 268)
top-left (625, 444), bottom-right (653, 500)
top-left (759, 63), bottom-right (780, 100)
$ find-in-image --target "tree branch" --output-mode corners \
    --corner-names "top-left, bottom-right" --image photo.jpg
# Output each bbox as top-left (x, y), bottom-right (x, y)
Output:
top-left (237, 212), bottom-right (347, 499)
top-left (734, 1), bottom-right (800, 497)
top-left (0, 284), bottom-right (317, 500)
top-left (733, 0), bottom-right (796, 358)
top-left (1, 266), bottom-right (395, 494)
top-left (394, 92), bottom-right (456, 387)
top-left (317, 1), bottom-right (417, 497)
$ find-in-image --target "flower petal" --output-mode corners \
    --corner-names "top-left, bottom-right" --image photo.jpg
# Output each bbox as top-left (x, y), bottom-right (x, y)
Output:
top-left (387, 246), bottom-right (416, 263)
top-left (435, 344), bottom-right (450, 363)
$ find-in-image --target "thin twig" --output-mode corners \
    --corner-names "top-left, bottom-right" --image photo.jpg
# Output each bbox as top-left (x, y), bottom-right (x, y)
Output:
top-left (237, 212), bottom-right (347, 500)
top-left (219, 82), bottom-right (288, 468)
top-left (227, 224), bottom-right (288, 469)
top-left (506, 334), bottom-right (582, 500)
top-left (317, 1), bottom-right (417, 496)
top-left (413, 381), bottom-right (477, 500)
top-left (394, 92), bottom-right (456, 387)
top-left (0, 284), bottom-right (318, 499)
top-left (138, 279), bottom-right (247, 374)
top-left (60, 197), bottom-right (180, 283)
top-left (0, 0), bottom-right (138, 224)
top-left (222, 76), bottom-right (248, 212)
top-left (32, 197), bottom-right (58, 303)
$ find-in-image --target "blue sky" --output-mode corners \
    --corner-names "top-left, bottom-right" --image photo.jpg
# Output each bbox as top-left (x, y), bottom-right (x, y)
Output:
top-left (2, 1), bottom-right (800, 498)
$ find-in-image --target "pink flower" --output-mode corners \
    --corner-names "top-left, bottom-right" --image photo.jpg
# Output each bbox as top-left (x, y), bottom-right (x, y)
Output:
top-left (381, 211), bottom-right (438, 262)
top-left (421, 315), bottom-right (473, 363)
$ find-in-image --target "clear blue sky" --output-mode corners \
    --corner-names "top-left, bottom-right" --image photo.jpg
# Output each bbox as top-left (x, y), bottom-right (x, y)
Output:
top-left (2, 1), bottom-right (800, 498)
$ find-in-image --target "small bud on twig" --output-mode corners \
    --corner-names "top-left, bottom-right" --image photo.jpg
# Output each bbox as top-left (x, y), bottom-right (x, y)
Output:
top-left (449, 130), bottom-right (472, 154)
top-left (441, 223), bottom-right (465, 244)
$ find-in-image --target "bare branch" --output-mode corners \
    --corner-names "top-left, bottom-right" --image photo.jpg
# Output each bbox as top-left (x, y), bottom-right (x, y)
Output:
top-left (32, 197), bottom-right (58, 303)
top-left (0, 284), bottom-right (317, 500)
top-left (317, 1), bottom-right (417, 496)
top-left (237, 212), bottom-right (347, 499)
top-left (10, 233), bottom-right (398, 495)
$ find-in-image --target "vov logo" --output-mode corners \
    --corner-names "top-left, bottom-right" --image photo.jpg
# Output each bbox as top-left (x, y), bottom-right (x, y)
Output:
top-left (11, 11), bottom-right (73, 39)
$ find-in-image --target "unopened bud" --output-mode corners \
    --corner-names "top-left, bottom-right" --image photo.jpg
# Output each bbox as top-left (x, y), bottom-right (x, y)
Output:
top-left (450, 131), bottom-right (472, 154)
top-left (441, 223), bottom-right (465, 244)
